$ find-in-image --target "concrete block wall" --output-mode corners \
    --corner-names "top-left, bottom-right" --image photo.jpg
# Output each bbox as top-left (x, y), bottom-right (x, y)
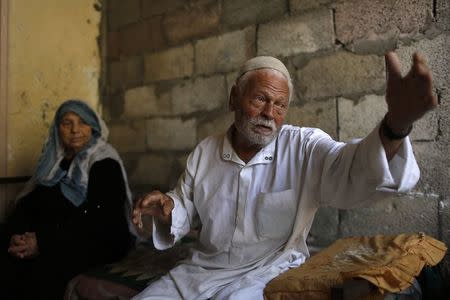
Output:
top-left (103, 0), bottom-right (449, 271)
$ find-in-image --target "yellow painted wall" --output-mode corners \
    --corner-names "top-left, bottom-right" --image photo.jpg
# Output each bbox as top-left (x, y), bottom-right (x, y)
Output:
top-left (7, 0), bottom-right (101, 176)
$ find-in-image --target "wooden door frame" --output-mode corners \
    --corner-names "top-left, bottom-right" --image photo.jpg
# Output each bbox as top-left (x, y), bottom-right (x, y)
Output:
top-left (0, 0), bottom-right (8, 214)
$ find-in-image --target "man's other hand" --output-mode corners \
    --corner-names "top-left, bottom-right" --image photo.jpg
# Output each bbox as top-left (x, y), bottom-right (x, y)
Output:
top-left (132, 190), bottom-right (174, 233)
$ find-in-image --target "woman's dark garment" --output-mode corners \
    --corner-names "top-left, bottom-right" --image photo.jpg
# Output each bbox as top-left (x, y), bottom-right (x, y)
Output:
top-left (0, 158), bottom-right (132, 300)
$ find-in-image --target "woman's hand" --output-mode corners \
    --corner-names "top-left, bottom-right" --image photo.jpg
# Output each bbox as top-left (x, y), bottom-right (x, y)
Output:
top-left (132, 191), bottom-right (174, 238)
top-left (8, 234), bottom-right (27, 258)
top-left (8, 232), bottom-right (40, 259)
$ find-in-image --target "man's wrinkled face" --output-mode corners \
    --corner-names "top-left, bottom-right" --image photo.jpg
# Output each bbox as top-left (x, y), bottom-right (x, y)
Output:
top-left (231, 69), bottom-right (290, 147)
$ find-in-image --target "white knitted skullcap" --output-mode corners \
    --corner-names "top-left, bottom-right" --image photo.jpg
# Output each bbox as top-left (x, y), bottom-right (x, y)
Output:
top-left (237, 56), bottom-right (291, 82)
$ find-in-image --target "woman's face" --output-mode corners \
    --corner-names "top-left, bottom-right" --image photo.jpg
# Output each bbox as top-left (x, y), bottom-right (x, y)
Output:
top-left (58, 112), bottom-right (92, 156)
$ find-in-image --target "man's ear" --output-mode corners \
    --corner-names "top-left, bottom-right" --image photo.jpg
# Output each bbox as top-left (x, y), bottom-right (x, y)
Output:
top-left (229, 85), bottom-right (237, 111)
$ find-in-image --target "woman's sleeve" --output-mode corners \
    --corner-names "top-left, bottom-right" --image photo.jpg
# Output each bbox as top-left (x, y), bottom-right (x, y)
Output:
top-left (82, 158), bottom-right (132, 261)
top-left (5, 192), bottom-right (35, 237)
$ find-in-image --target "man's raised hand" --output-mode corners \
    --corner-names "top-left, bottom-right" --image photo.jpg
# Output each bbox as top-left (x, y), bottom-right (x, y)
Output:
top-left (384, 51), bottom-right (438, 133)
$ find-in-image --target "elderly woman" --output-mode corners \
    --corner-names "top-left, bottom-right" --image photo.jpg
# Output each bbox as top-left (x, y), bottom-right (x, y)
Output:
top-left (1, 100), bottom-right (132, 300)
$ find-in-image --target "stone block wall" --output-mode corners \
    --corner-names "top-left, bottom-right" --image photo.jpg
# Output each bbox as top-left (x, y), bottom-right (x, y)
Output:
top-left (103, 0), bottom-right (449, 271)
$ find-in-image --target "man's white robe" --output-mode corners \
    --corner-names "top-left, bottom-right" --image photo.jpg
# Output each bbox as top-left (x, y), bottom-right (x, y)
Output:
top-left (133, 124), bottom-right (420, 300)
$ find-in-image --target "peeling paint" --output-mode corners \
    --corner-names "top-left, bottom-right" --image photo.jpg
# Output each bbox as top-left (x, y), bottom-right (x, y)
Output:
top-left (40, 101), bottom-right (54, 129)
top-left (7, 0), bottom-right (101, 176)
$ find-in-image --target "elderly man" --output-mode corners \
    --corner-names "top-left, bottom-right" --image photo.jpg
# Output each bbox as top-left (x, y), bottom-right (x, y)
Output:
top-left (132, 52), bottom-right (436, 299)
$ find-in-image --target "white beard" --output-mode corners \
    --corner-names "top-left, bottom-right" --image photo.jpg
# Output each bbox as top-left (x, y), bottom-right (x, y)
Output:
top-left (234, 113), bottom-right (279, 147)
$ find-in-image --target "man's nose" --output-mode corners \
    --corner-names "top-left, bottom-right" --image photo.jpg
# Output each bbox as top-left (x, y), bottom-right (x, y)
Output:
top-left (262, 102), bottom-right (275, 119)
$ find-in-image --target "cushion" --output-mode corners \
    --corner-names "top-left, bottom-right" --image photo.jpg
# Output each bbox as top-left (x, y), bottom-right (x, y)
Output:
top-left (264, 233), bottom-right (447, 300)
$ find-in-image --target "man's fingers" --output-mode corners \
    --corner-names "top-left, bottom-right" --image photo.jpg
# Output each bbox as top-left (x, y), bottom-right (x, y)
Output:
top-left (161, 196), bottom-right (174, 216)
top-left (385, 51), bottom-right (402, 81)
top-left (411, 53), bottom-right (430, 75)
top-left (132, 191), bottom-right (173, 226)
top-left (133, 193), bottom-right (161, 212)
top-left (409, 52), bottom-right (437, 108)
top-left (134, 191), bottom-right (160, 209)
top-left (132, 191), bottom-right (166, 222)
top-left (162, 205), bottom-right (171, 216)
top-left (412, 52), bottom-right (426, 66)
top-left (141, 191), bottom-right (164, 208)
top-left (427, 94), bottom-right (439, 110)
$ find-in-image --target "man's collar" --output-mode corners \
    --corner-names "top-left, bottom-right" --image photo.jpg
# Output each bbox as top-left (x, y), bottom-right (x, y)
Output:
top-left (222, 125), bottom-right (276, 166)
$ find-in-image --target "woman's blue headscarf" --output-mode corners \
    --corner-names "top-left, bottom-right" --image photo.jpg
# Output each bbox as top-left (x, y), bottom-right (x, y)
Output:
top-left (19, 99), bottom-right (131, 207)
top-left (33, 100), bottom-right (101, 205)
